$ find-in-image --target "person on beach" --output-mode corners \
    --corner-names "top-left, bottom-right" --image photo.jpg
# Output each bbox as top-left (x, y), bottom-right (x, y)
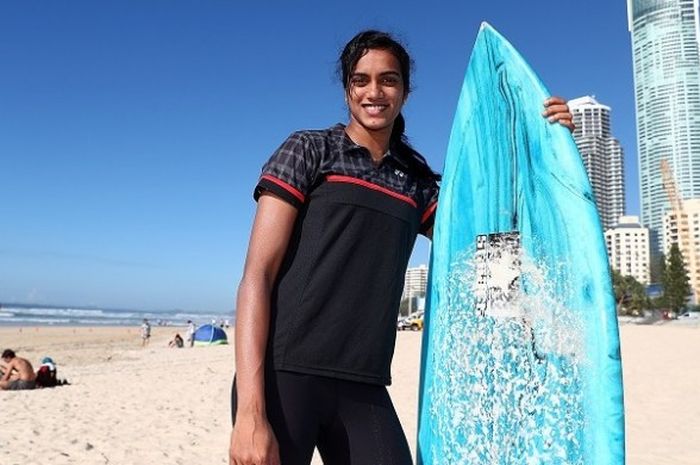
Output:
top-left (0, 349), bottom-right (37, 391)
top-left (229, 30), bottom-right (573, 465)
top-left (141, 319), bottom-right (151, 347)
top-left (169, 333), bottom-right (184, 348)
top-left (186, 320), bottom-right (196, 347)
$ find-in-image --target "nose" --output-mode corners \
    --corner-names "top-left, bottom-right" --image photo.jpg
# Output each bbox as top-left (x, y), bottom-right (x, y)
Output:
top-left (368, 80), bottom-right (384, 98)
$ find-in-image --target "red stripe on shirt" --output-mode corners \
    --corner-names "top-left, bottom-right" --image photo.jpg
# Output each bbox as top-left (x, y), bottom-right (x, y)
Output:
top-left (421, 201), bottom-right (438, 224)
top-left (260, 175), bottom-right (305, 203)
top-left (326, 175), bottom-right (417, 208)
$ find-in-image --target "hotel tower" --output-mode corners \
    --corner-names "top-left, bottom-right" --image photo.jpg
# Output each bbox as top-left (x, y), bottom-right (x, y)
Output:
top-left (569, 96), bottom-right (626, 231)
top-left (627, 0), bottom-right (700, 255)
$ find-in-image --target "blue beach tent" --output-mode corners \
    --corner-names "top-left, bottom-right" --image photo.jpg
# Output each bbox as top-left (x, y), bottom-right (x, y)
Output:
top-left (192, 324), bottom-right (228, 346)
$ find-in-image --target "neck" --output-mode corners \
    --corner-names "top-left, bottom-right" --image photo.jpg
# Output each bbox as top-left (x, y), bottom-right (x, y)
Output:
top-left (345, 121), bottom-right (393, 161)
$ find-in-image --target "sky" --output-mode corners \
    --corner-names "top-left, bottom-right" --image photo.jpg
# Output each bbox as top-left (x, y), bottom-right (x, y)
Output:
top-left (1, 1), bottom-right (643, 312)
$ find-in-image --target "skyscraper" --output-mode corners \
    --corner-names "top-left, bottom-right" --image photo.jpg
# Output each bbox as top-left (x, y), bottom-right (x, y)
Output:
top-left (569, 96), bottom-right (626, 231)
top-left (627, 0), bottom-right (700, 254)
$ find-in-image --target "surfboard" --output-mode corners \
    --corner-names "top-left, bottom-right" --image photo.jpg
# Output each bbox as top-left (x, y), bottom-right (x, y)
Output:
top-left (417, 23), bottom-right (625, 465)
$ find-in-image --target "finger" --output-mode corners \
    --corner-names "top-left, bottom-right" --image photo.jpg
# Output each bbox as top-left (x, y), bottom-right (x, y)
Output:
top-left (546, 110), bottom-right (574, 128)
top-left (544, 96), bottom-right (566, 107)
top-left (544, 109), bottom-right (573, 124)
top-left (542, 104), bottom-right (570, 117)
top-left (547, 112), bottom-right (570, 123)
top-left (544, 111), bottom-right (572, 122)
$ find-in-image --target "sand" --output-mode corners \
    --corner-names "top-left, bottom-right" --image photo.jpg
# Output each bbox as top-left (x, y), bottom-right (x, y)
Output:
top-left (0, 323), bottom-right (698, 464)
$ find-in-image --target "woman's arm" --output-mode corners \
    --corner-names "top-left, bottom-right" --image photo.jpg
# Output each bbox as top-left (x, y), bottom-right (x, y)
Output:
top-left (230, 192), bottom-right (298, 465)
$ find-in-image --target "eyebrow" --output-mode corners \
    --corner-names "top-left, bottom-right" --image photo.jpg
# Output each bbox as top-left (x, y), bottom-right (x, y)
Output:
top-left (350, 71), bottom-right (401, 78)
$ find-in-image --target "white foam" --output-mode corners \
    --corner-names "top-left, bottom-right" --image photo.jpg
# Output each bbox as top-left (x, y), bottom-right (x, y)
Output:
top-left (427, 249), bottom-right (586, 464)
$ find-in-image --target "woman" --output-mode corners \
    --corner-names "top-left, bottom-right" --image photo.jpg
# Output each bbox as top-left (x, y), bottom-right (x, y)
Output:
top-left (230, 30), bottom-right (573, 465)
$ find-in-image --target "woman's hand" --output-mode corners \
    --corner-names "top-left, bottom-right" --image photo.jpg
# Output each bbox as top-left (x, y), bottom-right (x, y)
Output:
top-left (543, 96), bottom-right (575, 133)
top-left (230, 414), bottom-right (280, 465)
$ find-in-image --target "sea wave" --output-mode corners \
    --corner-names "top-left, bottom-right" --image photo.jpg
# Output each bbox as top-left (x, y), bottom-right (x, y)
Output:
top-left (0, 305), bottom-right (231, 327)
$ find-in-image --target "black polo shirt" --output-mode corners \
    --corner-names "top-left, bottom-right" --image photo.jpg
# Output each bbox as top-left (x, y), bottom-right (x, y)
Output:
top-left (254, 124), bottom-right (439, 385)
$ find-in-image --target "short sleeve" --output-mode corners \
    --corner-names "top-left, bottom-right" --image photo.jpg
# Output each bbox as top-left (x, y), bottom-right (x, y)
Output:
top-left (419, 179), bottom-right (440, 236)
top-left (253, 132), bottom-right (320, 209)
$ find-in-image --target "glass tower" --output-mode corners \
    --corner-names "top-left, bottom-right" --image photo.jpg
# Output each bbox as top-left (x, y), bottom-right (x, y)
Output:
top-left (627, 0), bottom-right (700, 255)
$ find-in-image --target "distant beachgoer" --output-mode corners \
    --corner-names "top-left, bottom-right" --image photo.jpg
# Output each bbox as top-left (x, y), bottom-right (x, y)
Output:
top-left (168, 333), bottom-right (184, 348)
top-left (35, 356), bottom-right (59, 388)
top-left (141, 319), bottom-right (151, 347)
top-left (186, 320), bottom-right (196, 348)
top-left (0, 349), bottom-right (37, 391)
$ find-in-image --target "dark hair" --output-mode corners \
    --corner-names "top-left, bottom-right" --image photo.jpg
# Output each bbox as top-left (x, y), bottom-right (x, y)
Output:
top-left (2, 349), bottom-right (16, 359)
top-left (338, 30), bottom-right (440, 183)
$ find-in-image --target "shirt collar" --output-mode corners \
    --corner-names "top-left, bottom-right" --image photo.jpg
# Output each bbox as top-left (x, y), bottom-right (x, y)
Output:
top-left (331, 123), bottom-right (409, 170)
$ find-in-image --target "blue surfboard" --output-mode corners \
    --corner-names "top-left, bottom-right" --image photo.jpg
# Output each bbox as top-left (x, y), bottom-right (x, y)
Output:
top-left (417, 23), bottom-right (625, 465)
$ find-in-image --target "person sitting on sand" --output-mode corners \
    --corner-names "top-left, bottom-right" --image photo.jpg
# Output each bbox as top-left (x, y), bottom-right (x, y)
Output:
top-left (168, 333), bottom-right (184, 348)
top-left (0, 349), bottom-right (37, 391)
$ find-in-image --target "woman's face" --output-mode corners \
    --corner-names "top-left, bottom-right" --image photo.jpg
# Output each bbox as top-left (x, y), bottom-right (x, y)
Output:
top-left (346, 48), bottom-right (406, 135)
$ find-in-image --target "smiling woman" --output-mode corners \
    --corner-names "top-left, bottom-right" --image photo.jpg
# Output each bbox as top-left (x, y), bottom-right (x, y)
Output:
top-left (229, 30), bottom-right (441, 465)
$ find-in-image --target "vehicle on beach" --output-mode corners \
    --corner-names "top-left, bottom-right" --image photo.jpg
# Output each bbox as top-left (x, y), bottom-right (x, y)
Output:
top-left (397, 311), bottom-right (424, 331)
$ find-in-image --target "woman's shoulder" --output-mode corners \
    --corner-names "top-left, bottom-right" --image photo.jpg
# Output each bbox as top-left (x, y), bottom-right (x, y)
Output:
top-left (284, 124), bottom-right (342, 144)
top-left (276, 124), bottom-right (345, 162)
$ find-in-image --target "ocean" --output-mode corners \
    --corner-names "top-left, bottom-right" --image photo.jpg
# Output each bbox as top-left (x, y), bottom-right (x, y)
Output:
top-left (0, 303), bottom-right (233, 327)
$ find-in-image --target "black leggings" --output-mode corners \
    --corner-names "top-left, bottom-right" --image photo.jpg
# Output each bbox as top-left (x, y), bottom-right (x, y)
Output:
top-left (231, 370), bottom-right (412, 465)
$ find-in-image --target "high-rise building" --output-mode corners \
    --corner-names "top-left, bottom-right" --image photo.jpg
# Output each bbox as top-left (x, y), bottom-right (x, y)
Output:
top-left (569, 96), bottom-right (626, 231)
top-left (402, 264), bottom-right (428, 300)
top-left (663, 198), bottom-right (700, 302)
top-left (605, 215), bottom-right (651, 285)
top-left (627, 0), bottom-right (700, 254)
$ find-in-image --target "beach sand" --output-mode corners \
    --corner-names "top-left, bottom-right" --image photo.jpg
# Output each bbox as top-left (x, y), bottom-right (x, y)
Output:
top-left (0, 324), bottom-right (698, 464)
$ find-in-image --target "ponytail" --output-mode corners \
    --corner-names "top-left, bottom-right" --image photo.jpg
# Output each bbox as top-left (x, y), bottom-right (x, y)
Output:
top-left (391, 114), bottom-right (441, 183)
top-left (391, 113), bottom-right (407, 146)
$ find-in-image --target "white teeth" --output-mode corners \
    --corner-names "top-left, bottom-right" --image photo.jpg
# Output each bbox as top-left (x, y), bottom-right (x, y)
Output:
top-left (363, 104), bottom-right (387, 115)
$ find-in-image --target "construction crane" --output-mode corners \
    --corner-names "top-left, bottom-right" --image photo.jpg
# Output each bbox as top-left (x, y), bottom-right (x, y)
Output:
top-left (659, 159), bottom-right (697, 301)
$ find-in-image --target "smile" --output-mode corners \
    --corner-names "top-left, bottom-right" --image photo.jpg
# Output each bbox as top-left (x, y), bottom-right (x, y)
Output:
top-left (362, 104), bottom-right (389, 115)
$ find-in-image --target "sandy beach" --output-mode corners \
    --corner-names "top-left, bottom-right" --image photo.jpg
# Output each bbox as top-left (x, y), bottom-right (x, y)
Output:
top-left (0, 323), bottom-right (698, 464)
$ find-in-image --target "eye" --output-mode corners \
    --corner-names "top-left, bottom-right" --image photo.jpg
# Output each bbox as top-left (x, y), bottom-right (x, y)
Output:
top-left (381, 76), bottom-right (400, 86)
top-left (350, 75), bottom-right (369, 87)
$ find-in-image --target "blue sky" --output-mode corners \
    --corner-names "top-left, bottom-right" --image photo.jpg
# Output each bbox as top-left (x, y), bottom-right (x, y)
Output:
top-left (1, 1), bottom-right (640, 312)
